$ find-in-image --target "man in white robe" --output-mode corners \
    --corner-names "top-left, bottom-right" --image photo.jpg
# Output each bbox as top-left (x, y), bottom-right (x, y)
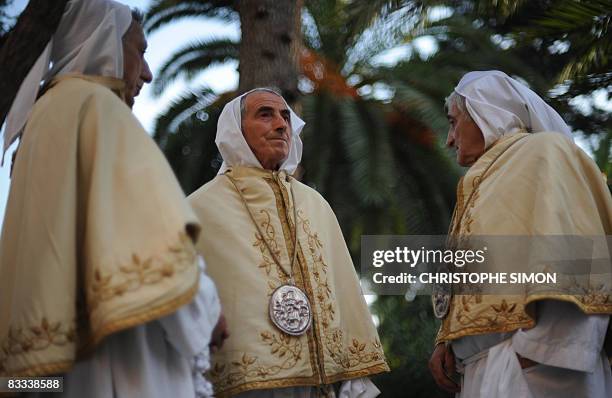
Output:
top-left (0, 1), bottom-right (225, 396)
top-left (428, 70), bottom-right (612, 397)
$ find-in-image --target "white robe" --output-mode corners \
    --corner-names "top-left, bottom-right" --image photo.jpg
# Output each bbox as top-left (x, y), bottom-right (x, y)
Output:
top-left (27, 258), bottom-right (221, 398)
top-left (235, 378), bottom-right (380, 398)
top-left (453, 300), bottom-right (612, 398)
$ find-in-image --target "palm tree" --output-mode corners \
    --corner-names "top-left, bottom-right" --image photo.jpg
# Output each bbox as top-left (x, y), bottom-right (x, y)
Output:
top-left (144, 1), bottom-right (610, 395)
top-left (0, 0), bottom-right (70, 128)
top-left (144, 0), bottom-right (461, 237)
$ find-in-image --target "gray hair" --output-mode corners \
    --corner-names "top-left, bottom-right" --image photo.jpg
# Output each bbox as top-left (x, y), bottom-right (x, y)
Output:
top-left (131, 8), bottom-right (144, 25)
top-left (445, 91), bottom-right (470, 119)
top-left (239, 87), bottom-right (283, 122)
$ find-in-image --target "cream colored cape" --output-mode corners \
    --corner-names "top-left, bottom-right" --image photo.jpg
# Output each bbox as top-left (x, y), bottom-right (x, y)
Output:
top-left (189, 166), bottom-right (388, 397)
top-left (0, 75), bottom-right (201, 377)
top-left (437, 131), bottom-right (612, 344)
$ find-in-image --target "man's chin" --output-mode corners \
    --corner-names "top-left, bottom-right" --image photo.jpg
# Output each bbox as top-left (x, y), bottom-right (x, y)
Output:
top-left (457, 154), bottom-right (475, 167)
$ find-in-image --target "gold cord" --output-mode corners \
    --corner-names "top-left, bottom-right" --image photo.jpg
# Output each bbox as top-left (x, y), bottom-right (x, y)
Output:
top-left (226, 173), bottom-right (299, 281)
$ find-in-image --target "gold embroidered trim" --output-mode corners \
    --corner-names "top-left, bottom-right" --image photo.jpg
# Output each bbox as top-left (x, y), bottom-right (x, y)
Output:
top-left (324, 330), bottom-right (385, 369)
top-left (266, 178), bottom-right (325, 381)
top-left (214, 363), bottom-right (391, 398)
top-left (89, 272), bottom-right (199, 346)
top-left (210, 330), bottom-right (304, 394)
top-left (1, 279), bottom-right (199, 378)
top-left (252, 208), bottom-right (291, 291)
top-left (213, 375), bottom-right (321, 398)
top-left (0, 360), bottom-right (74, 381)
top-left (0, 319), bottom-right (76, 376)
top-left (89, 232), bottom-right (196, 310)
top-left (454, 296), bottom-right (528, 328)
top-left (323, 362), bottom-right (391, 385)
top-left (297, 210), bottom-right (334, 328)
top-left (297, 210), bottom-right (386, 373)
top-left (1, 231), bottom-right (198, 377)
top-left (437, 290), bottom-right (612, 344)
top-left (437, 320), bottom-right (535, 344)
top-left (525, 294), bottom-right (612, 314)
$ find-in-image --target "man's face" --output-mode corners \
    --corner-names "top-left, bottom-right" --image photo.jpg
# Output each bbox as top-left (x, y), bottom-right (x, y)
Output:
top-left (446, 102), bottom-right (485, 166)
top-left (122, 21), bottom-right (152, 108)
top-left (242, 92), bottom-right (292, 170)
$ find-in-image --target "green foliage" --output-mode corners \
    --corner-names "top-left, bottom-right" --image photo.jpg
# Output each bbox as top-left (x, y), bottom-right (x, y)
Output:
top-left (338, 99), bottom-right (395, 207)
top-left (300, 93), bottom-right (457, 249)
top-left (143, 0), bottom-right (236, 34)
top-left (519, 0), bottom-right (611, 88)
top-left (371, 296), bottom-right (451, 397)
top-left (156, 99), bottom-right (223, 194)
top-left (153, 38), bottom-right (239, 96)
top-left (152, 86), bottom-right (222, 194)
top-left (592, 129), bottom-right (612, 191)
top-left (0, 0), bottom-right (14, 44)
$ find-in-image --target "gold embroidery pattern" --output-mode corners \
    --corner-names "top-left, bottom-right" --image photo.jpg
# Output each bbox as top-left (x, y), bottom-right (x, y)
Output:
top-left (214, 176), bottom-right (386, 394)
top-left (209, 331), bottom-right (303, 391)
top-left (297, 210), bottom-right (385, 370)
top-left (463, 176), bottom-right (482, 235)
top-left (578, 290), bottom-right (611, 307)
top-left (0, 318), bottom-right (76, 375)
top-left (324, 330), bottom-right (385, 369)
top-left (297, 210), bottom-right (334, 328)
top-left (566, 279), bottom-right (611, 308)
top-left (252, 209), bottom-right (290, 291)
top-left (455, 176), bottom-right (465, 221)
top-left (89, 232), bottom-right (195, 310)
top-left (455, 296), bottom-right (527, 328)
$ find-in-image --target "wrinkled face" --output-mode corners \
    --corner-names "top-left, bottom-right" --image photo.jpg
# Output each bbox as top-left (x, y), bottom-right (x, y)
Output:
top-left (242, 92), bottom-right (292, 170)
top-left (121, 21), bottom-right (152, 108)
top-left (446, 102), bottom-right (485, 166)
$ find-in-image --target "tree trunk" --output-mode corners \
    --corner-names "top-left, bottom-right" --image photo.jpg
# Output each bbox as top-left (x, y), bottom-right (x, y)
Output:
top-left (0, 0), bottom-right (69, 127)
top-left (237, 0), bottom-right (302, 106)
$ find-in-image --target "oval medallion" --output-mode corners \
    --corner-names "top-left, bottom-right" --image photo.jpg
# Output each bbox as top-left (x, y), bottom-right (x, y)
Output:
top-left (269, 284), bottom-right (312, 336)
top-left (432, 286), bottom-right (451, 319)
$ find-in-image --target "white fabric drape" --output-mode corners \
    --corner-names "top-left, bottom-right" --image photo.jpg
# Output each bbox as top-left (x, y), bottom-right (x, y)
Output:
top-left (3, 0), bottom-right (131, 155)
top-left (454, 300), bottom-right (612, 398)
top-left (234, 378), bottom-right (380, 398)
top-left (215, 88), bottom-right (305, 175)
top-left (454, 70), bottom-right (573, 149)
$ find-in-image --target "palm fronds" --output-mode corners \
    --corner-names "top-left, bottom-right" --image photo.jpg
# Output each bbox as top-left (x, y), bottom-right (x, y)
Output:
top-left (153, 38), bottom-right (239, 96)
top-left (144, 0), bottom-right (237, 34)
top-left (521, 0), bottom-right (611, 85)
top-left (338, 99), bottom-right (396, 207)
top-left (153, 86), bottom-right (217, 145)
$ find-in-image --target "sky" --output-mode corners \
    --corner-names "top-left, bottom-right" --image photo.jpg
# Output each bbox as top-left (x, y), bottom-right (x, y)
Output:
top-left (0, 1), bottom-right (609, 228)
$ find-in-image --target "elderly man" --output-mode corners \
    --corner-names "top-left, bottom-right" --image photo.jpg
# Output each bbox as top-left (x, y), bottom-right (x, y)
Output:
top-left (0, 1), bottom-right (223, 397)
top-left (188, 88), bottom-right (389, 397)
top-left (429, 70), bottom-right (612, 397)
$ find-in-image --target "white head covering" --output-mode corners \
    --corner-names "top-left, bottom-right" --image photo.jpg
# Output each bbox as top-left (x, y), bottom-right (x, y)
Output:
top-left (215, 88), bottom-right (306, 175)
top-left (3, 0), bottom-right (132, 155)
top-left (454, 70), bottom-right (573, 149)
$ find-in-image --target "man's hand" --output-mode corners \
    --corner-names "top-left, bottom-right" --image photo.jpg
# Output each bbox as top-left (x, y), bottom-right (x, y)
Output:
top-left (209, 313), bottom-right (229, 353)
top-left (429, 343), bottom-right (461, 393)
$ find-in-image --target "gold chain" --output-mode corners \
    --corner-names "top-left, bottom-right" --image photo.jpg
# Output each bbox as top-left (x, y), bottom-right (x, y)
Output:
top-left (225, 173), bottom-right (299, 281)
